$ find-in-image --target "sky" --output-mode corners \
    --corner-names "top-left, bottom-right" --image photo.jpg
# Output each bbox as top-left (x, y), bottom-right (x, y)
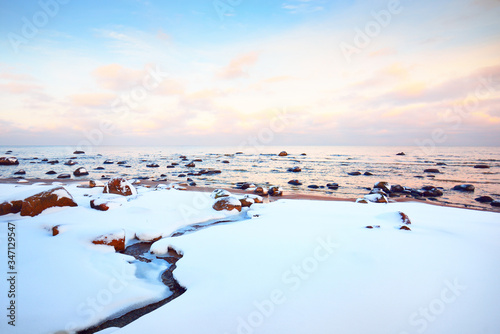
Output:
top-left (0, 0), bottom-right (499, 147)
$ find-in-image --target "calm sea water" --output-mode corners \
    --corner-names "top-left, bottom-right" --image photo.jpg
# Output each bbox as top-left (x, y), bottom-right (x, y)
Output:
top-left (1, 145), bottom-right (499, 211)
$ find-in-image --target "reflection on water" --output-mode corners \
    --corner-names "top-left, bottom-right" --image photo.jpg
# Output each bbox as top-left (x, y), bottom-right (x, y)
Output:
top-left (1, 145), bottom-right (499, 211)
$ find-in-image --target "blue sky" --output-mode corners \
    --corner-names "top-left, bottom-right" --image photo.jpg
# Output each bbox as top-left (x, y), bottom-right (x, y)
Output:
top-left (0, 0), bottom-right (499, 147)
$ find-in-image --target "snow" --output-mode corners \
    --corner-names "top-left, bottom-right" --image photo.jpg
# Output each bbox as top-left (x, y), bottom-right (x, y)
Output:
top-left (1, 183), bottom-right (499, 334)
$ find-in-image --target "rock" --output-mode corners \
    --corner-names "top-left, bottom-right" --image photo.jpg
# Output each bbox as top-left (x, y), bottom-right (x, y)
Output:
top-left (52, 225), bottom-right (61, 236)
top-left (475, 196), bottom-right (493, 203)
top-left (14, 170), bottom-right (26, 175)
top-left (186, 162), bottom-right (195, 168)
top-left (390, 184), bottom-right (404, 193)
top-left (396, 152), bottom-right (405, 156)
top-left (89, 180), bottom-right (105, 188)
top-left (269, 186), bottom-right (283, 196)
top-left (92, 230), bottom-right (125, 251)
top-left (399, 225), bottom-right (411, 231)
top-left (178, 174), bottom-right (186, 177)
top-left (399, 212), bottom-right (411, 225)
top-left (103, 160), bottom-right (114, 164)
top-left (221, 160), bottom-right (230, 164)
top-left (73, 151), bottom-right (85, 154)
top-left (237, 183), bottom-right (255, 190)
top-left (19, 187), bottom-right (77, 217)
top-left (452, 184), bottom-right (475, 192)
top-left (239, 197), bottom-right (254, 208)
top-left (288, 180), bottom-right (302, 186)
top-left (213, 197), bottom-right (242, 212)
top-left (146, 163), bottom-right (160, 168)
top-left (373, 181), bottom-right (391, 193)
top-left (211, 189), bottom-right (231, 199)
top-left (73, 167), bottom-right (89, 176)
top-left (490, 200), bottom-right (500, 207)
top-left (48, 160), bottom-right (59, 164)
top-left (364, 193), bottom-right (388, 203)
top-left (474, 164), bottom-right (490, 169)
top-left (254, 187), bottom-right (269, 196)
top-left (245, 194), bottom-right (263, 204)
top-left (193, 159), bottom-right (203, 162)
top-left (424, 168), bottom-right (440, 173)
top-left (326, 183), bottom-right (339, 190)
top-left (235, 152), bottom-right (243, 154)
top-left (189, 182), bottom-right (197, 186)
top-left (90, 199), bottom-right (109, 211)
top-left (167, 165), bottom-right (175, 168)
top-left (288, 166), bottom-right (301, 173)
top-left (117, 161), bottom-right (127, 165)
top-left (0, 157), bottom-right (19, 165)
top-left (436, 162), bottom-right (447, 166)
top-left (421, 186), bottom-right (443, 197)
top-left (0, 200), bottom-right (23, 215)
top-left (95, 167), bottom-right (105, 170)
top-left (348, 171), bottom-right (362, 176)
top-left (364, 171), bottom-right (373, 176)
top-left (45, 170), bottom-right (57, 175)
top-left (278, 151), bottom-right (288, 156)
top-left (57, 174), bottom-right (71, 179)
top-left (179, 155), bottom-right (187, 159)
top-left (365, 225), bottom-right (373, 229)
top-left (103, 177), bottom-right (137, 196)
top-left (308, 185), bottom-right (319, 189)
top-left (301, 153), bottom-right (307, 156)
top-left (64, 160), bottom-right (77, 166)
top-left (356, 198), bottom-right (369, 204)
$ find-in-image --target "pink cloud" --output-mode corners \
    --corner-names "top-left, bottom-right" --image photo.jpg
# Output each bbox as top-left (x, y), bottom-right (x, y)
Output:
top-left (217, 52), bottom-right (259, 80)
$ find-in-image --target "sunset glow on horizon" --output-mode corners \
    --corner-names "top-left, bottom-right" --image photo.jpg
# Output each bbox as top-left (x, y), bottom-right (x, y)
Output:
top-left (1, 0), bottom-right (499, 147)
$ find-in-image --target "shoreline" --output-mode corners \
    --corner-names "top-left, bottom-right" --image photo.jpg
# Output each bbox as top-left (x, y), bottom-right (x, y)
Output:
top-left (1, 177), bottom-right (496, 213)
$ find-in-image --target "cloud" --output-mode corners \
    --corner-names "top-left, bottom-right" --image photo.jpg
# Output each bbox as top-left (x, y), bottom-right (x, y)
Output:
top-left (217, 52), bottom-right (259, 80)
top-left (69, 93), bottom-right (116, 107)
top-left (282, 0), bottom-right (324, 14)
top-left (92, 64), bottom-right (148, 91)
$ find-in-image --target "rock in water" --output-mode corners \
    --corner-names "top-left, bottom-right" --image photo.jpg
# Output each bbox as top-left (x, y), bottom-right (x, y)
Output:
top-left (424, 168), bottom-right (440, 173)
top-left (103, 177), bottom-right (137, 196)
top-left (474, 164), bottom-right (490, 169)
top-left (57, 174), bottom-right (71, 179)
top-left (452, 184), bottom-right (475, 192)
top-left (0, 157), bottom-right (19, 165)
top-left (278, 151), bottom-right (288, 156)
top-left (475, 196), bottom-right (493, 203)
top-left (92, 230), bottom-right (126, 251)
top-left (73, 167), bottom-right (89, 176)
top-left (288, 180), bottom-right (302, 186)
top-left (14, 169), bottom-right (26, 175)
top-left (269, 186), bottom-right (283, 196)
top-left (396, 152), bottom-right (405, 156)
top-left (348, 171), bottom-right (362, 176)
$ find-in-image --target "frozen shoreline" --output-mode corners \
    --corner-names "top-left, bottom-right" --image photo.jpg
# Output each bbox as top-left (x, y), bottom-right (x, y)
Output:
top-left (1, 181), bottom-right (499, 334)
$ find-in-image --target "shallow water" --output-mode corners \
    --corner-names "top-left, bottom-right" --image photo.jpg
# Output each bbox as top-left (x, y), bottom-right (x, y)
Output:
top-left (1, 145), bottom-right (499, 211)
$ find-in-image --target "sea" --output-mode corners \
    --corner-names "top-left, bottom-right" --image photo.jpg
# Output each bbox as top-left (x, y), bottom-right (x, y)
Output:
top-left (1, 145), bottom-right (499, 211)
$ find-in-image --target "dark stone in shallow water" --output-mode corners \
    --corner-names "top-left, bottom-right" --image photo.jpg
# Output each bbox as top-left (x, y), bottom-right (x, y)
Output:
top-left (474, 164), bottom-right (489, 169)
top-left (348, 171), bottom-right (361, 176)
top-left (436, 162), bottom-right (447, 166)
top-left (424, 168), bottom-right (440, 173)
top-left (364, 171), bottom-right (373, 176)
top-left (46, 170), bottom-right (57, 175)
top-left (491, 200), bottom-right (500, 207)
top-left (452, 184), bottom-right (475, 192)
top-left (475, 196), bottom-right (493, 203)
top-left (288, 180), bottom-right (302, 186)
top-left (308, 185), bottom-right (319, 189)
top-left (396, 152), bottom-right (405, 156)
top-left (95, 167), bottom-right (105, 170)
top-left (57, 174), bottom-right (71, 179)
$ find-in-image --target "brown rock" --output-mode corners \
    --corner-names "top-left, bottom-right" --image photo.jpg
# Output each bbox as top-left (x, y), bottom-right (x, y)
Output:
top-left (400, 225), bottom-right (411, 231)
top-left (20, 187), bottom-right (77, 217)
top-left (424, 168), bottom-right (440, 173)
top-left (399, 212), bottom-right (411, 225)
top-left (474, 164), bottom-right (489, 169)
top-left (213, 197), bottom-right (242, 212)
top-left (73, 167), bottom-right (89, 176)
top-left (278, 151), bottom-right (288, 156)
top-left (254, 187), bottom-right (269, 196)
top-left (239, 198), bottom-right (254, 207)
top-left (90, 199), bottom-right (110, 211)
top-left (92, 231), bottom-right (125, 251)
top-left (52, 225), bottom-right (61, 236)
top-left (186, 162), bottom-right (195, 168)
top-left (103, 177), bottom-right (136, 196)
top-left (0, 200), bottom-right (23, 216)
top-left (269, 186), bottom-right (283, 196)
top-left (0, 157), bottom-right (19, 165)
top-left (374, 181), bottom-right (391, 193)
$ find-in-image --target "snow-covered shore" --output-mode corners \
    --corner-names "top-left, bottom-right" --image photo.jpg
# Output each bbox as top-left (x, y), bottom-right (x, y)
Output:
top-left (1, 181), bottom-right (499, 334)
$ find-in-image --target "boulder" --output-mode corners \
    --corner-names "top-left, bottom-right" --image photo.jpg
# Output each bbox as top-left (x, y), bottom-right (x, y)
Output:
top-left (452, 184), bottom-right (475, 192)
top-left (348, 171), bottom-right (362, 176)
top-left (213, 197), bottom-right (242, 212)
top-left (364, 193), bottom-right (388, 203)
top-left (90, 199), bottom-right (109, 211)
top-left (254, 187), bottom-right (268, 196)
top-left (73, 151), bottom-right (85, 154)
top-left (20, 187), bottom-right (77, 217)
top-left (390, 184), bottom-right (404, 193)
top-left (117, 161), bottom-right (127, 165)
top-left (92, 230), bottom-right (125, 251)
top-left (288, 166), bottom-right (301, 173)
top-left (238, 183), bottom-right (256, 190)
top-left (278, 151), bottom-right (288, 157)
top-left (373, 181), bottom-right (391, 193)
top-left (0, 157), bottom-right (19, 165)
top-left (364, 171), bottom-right (373, 176)
top-left (475, 196), bottom-right (493, 203)
top-left (308, 185), bottom-right (319, 189)
top-left (14, 169), bottom-right (26, 175)
top-left (221, 160), bottom-right (230, 164)
top-left (436, 162), bottom-right (447, 166)
top-left (326, 183), bottom-right (339, 190)
top-left (57, 174), bottom-right (71, 179)
top-left (474, 164), bottom-right (490, 169)
top-left (211, 189), bottom-right (231, 199)
top-left (424, 168), bottom-right (440, 173)
top-left (288, 180), bottom-right (302, 186)
top-left (0, 200), bottom-right (23, 216)
top-left (269, 186), bottom-right (283, 196)
top-left (356, 198), bottom-right (369, 204)
top-left (421, 186), bottom-right (443, 197)
top-left (239, 197), bottom-right (254, 208)
top-left (103, 160), bottom-right (114, 164)
top-left (146, 163), bottom-right (160, 168)
top-left (103, 177), bottom-right (137, 196)
top-left (48, 160), bottom-right (59, 164)
top-left (45, 170), bottom-right (57, 175)
top-left (89, 180), bottom-right (105, 188)
top-left (491, 200), bottom-right (500, 207)
top-left (186, 162), bottom-right (195, 168)
top-left (64, 160), bottom-right (77, 166)
top-left (400, 225), bottom-right (411, 231)
top-left (73, 167), bottom-right (89, 176)
top-left (396, 152), bottom-right (405, 156)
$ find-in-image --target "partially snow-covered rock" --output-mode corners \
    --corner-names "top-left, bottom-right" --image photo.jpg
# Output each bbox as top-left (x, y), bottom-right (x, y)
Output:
top-left (210, 189), bottom-right (231, 199)
top-left (104, 177), bottom-right (137, 196)
top-left (213, 196), bottom-right (242, 212)
top-left (0, 156), bottom-right (19, 165)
